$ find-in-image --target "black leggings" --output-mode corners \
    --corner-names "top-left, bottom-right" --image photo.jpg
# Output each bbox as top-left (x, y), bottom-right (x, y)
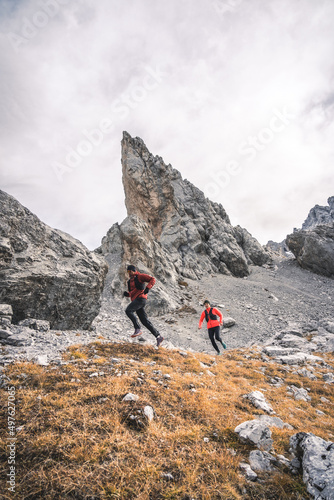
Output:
top-left (125, 298), bottom-right (159, 338)
top-left (208, 326), bottom-right (223, 353)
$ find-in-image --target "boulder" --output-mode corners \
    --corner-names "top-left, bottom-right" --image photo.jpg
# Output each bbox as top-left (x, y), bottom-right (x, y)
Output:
top-left (0, 190), bottom-right (108, 329)
top-left (262, 346), bottom-right (299, 357)
top-left (4, 332), bottom-right (32, 346)
top-left (223, 317), bottom-right (236, 328)
top-left (0, 329), bottom-right (12, 339)
top-left (243, 390), bottom-right (275, 414)
top-left (276, 353), bottom-right (323, 365)
top-left (278, 334), bottom-right (309, 349)
top-left (290, 432), bottom-right (334, 499)
top-left (286, 224), bottom-right (334, 278)
top-left (249, 450), bottom-right (279, 472)
top-left (239, 462), bottom-right (258, 481)
top-left (297, 368), bottom-right (317, 381)
top-left (287, 385), bottom-right (311, 402)
top-left (235, 420), bottom-right (273, 451)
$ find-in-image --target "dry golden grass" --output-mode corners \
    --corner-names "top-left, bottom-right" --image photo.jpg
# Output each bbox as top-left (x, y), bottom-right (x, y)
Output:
top-left (1, 342), bottom-right (333, 499)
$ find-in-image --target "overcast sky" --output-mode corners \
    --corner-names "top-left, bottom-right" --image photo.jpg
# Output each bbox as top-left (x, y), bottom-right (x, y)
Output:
top-left (1, 0), bottom-right (333, 249)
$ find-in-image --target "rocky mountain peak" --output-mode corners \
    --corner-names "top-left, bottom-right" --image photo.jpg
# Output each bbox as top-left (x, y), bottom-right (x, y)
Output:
top-left (99, 132), bottom-right (271, 313)
top-left (301, 196), bottom-right (334, 230)
top-left (121, 131), bottom-right (230, 240)
top-left (119, 131), bottom-right (270, 278)
top-left (286, 196), bottom-right (334, 278)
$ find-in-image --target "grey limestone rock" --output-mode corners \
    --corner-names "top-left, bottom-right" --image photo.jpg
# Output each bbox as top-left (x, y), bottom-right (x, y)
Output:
top-left (265, 239), bottom-right (290, 257)
top-left (323, 373), bottom-right (334, 383)
top-left (262, 346), bottom-right (299, 357)
top-left (287, 385), bottom-right (311, 402)
top-left (249, 450), bottom-right (279, 472)
top-left (301, 197), bottom-right (334, 230)
top-left (286, 196), bottom-right (334, 277)
top-left (223, 316), bottom-right (236, 328)
top-left (18, 319), bottom-right (50, 332)
top-left (256, 415), bottom-right (293, 430)
top-left (122, 393), bottom-right (139, 402)
top-left (290, 432), bottom-right (334, 499)
top-left (0, 190), bottom-right (108, 329)
top-left (277, 353), bottom-right (323, 365)
top-left (297, 368), bottom-right (318, 381)
top-left (243, 390), bottom-right (275, 414)
top-left (0, 329), bottom-right (12, 339)
top-left (4, 332), bottom-right (33, 346)
top-left (239, 462), bottom-right (258, 481)
top-left (235, 420), bottom-right (273, 451)
top-left (321, 320), bottom-right (334, 334)
top-left (0, 304), bottom-right (13, 316)
top-left (286, 224), bottom-right (334, 278)
top-left (277, 334), bottom-right (310, 350)
top-left (143, 405), bottom-right (155, 421)
top-left (0, 303), bottom-right (13, 329)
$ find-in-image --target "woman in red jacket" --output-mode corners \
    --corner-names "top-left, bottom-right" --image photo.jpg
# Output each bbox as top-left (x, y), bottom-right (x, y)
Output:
top-left (198, 300), bottom-right (226, 355)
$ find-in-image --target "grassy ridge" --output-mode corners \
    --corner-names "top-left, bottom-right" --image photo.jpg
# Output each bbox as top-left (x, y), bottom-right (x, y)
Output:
top-left (1, 342), bottom-right (333, 499)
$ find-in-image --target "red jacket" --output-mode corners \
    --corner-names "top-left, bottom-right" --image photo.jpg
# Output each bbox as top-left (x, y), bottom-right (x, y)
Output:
top-left (128, 272), bottom-right (156, 301)
top-left (199, 307), bottom-right (223, 329)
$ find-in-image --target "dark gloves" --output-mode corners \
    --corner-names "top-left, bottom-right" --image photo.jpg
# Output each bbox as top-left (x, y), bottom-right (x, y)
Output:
top-left (123, 291), bottom-right (130, 297)
top-left (144, 287), bottom-right (150, 295)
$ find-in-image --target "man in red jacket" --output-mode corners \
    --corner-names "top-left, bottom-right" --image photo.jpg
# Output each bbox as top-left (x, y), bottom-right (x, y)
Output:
top-left (123, 265), bottom-right (164, 348)
top-left (198, 300), bottom-right (226, 355)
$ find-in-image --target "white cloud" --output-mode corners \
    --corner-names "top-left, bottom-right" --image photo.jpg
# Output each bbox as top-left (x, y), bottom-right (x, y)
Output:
top-left (0, 0), bottom-right (333, 248)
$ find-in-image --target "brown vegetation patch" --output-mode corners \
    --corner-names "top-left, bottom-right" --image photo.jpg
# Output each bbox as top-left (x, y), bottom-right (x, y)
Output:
top-left (1, 342), bottom-right (333, 498)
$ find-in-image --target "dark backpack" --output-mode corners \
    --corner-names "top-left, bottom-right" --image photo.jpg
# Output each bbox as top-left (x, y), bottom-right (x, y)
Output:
top-left (204, 307), bottom-right (218, 322)
top-left (128, 275), bottom-right (145, 292)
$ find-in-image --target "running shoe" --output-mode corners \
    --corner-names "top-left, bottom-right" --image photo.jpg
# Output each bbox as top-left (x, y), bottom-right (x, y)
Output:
top-left (131, 329), bottom-right (142, 338)
top-left (156, 335), bottom-right (164, 348)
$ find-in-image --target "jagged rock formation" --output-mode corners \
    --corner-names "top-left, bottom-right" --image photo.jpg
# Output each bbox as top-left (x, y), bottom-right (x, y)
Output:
top-left (302, 197), bottom-right (334, 230)
top-left (98, 132), bottom-right (271, 312)
top-left (283, 196), bottom-right (334, 278)
top-left (265, 239), bottom-right (291, 258)
top-left (121, 132), bottom-right (270, 277)
top-left (286, 224), bottom-right (334, 278)
top-left (0, 190), bottom-right (108, 329)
